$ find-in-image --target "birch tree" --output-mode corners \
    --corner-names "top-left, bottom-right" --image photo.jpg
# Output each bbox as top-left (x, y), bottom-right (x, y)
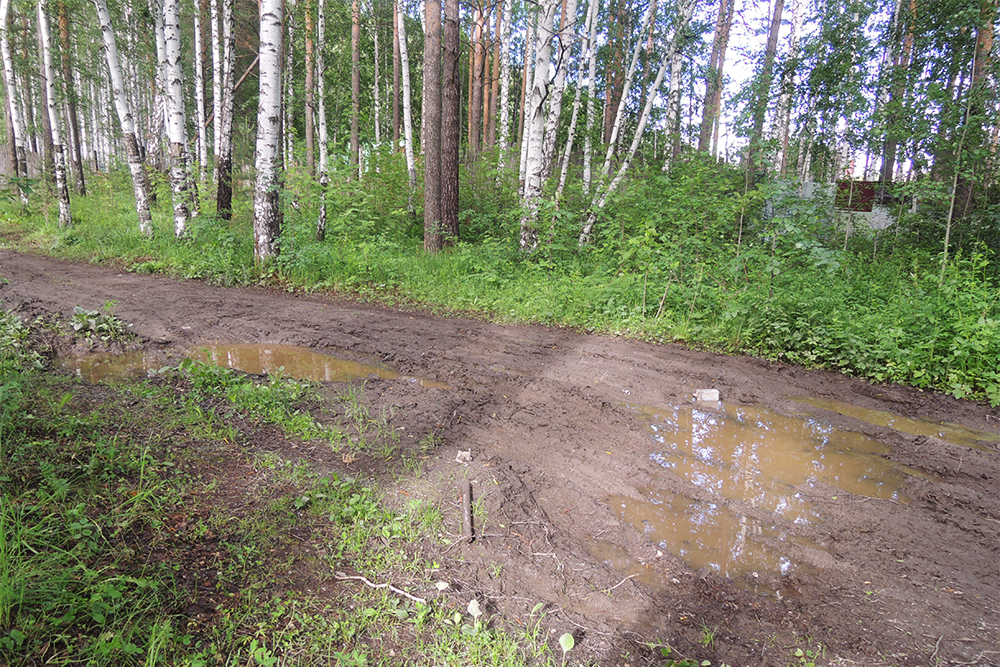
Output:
top-left (397, 0), bottom-right (416, 205)
top-left (253, 0), bottom-right (283, 261)
top-left (194, 0), bottom-right (207, 183)
top-left (0, 0), bottom-right (28, 202)
top-left (211, 0), bottom-right (220, 176)
top-left (216, 0), bottom-right (234, 218)
top-left (518, 0), bottom-right (558, 250)
top-left (558, 0), bottom-right (597, 198)
top-left (581, 0), bottom-right (599, 194)
top-left (697, 0), bottom-right (734, 153)
top-left (93, 0), bottom-right (152, 234)
top-left (350, 0), bottom-right (360, 176)
top-left (496, 0), bottom-right (512, 155)
top-left (580, 0), bottom-right (695, 244)
top-left (162, 0), bottom-right (192, 234)
top-left (540, 0), bottom-right (578, 181)
top-left (38, 0), bottom-right (72, 226)
top-left (316, 0), bottom-right (328, 240)
top-left (57, 0), bottom-right (85, 195)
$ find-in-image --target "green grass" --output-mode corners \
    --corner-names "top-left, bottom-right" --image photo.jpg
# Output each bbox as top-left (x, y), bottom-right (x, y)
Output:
top-left (0, 311), bottom-right (572, 666)
top-left (2, 160), bottom-right (997, 405)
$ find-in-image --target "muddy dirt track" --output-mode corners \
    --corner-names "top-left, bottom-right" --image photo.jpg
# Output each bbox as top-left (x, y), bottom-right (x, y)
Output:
top-left (2, 249), bottom-right (998, 666)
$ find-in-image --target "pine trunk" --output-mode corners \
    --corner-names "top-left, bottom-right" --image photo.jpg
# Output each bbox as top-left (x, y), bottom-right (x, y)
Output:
top-left (254, 0), bottom-right (283, 262)
top-left (441, 0), bottom-right (459, 241)
top-left (697, 0), bottom-right (734, 153)
top-left (746, 0), bottom-right (785, 176)
top-left (423, 0), bottom-right (443, 252)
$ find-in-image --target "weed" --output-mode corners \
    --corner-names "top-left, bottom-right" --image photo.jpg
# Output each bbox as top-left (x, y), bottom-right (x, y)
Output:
top-left (70, 305), bottom-right (134, 341)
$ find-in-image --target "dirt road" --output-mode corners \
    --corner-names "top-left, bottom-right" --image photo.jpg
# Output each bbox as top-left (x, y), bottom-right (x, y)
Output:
top-left (2, 249), bottom-right (997, 666)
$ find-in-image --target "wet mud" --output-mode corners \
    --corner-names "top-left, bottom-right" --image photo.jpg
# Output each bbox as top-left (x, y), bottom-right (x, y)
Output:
top-left (1, 249), bottom-right (997, 666)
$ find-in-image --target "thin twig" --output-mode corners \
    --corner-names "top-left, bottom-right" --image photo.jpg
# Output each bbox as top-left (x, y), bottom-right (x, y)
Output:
top-left (604, 573), bottom-right (637, 594)
top-left (334, 571), bottom-right (427, 605)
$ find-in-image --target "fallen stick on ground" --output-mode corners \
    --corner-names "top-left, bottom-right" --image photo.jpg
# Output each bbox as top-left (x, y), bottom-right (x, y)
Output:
top-left (334, 571), bottom-right (427, 605)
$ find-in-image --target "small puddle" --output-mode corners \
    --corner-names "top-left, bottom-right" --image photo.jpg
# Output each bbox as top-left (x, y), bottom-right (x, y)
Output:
top-left (791, 395), bottom-right (1000, 450)
top-left (608, 402), bottom-right (929, 587)
top-left (58, 343), bottom-right (447, 388)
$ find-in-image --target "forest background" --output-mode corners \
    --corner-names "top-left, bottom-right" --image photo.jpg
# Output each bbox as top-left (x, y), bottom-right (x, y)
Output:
top-left (0, 0), bottom-right (997, 405)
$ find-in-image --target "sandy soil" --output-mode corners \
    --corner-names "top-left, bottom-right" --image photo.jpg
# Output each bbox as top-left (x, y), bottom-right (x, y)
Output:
top-left (1, 249), bottom-right (997, 667)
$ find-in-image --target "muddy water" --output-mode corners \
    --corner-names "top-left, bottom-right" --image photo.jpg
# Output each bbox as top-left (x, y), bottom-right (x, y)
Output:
top-left (58, 343), bottom-right (446, 387)
top-left (791, 395), bottom-right (1000, 450)
top-left (610, 402), bottom-right (930, 587)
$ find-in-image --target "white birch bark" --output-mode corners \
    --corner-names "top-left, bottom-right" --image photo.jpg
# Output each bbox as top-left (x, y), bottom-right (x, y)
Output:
top-left (557, 0), bottom-right (595, 198)
top-left (254, 0), bottom-right (283, 261)
top-left (284, 0), bottom-right (294, 165)
top-left (397, 0), bottom-right (416, 203)
top-left (496, 0), bottom-right (512, 156)
top-left (601, 0), bottom-right (657, 177)
top-left (518, 8), bottom-right (537, 182)
top-left (215, 0), bottom-right (234, 217)
top-left (0, 0), bottom-right (27, 201)
top-left (660, 28), bottom-right (685, 171)
top-left (518, 0), bottom-right (557, 250)
top-left (316, 0), bottom-right (328, 239)
top-left (151, 0), bottom-right (167, 167)
top-left (38, 0), bottom-right (71, 226)
top-left (93, 0), bottom-right (153, 235)
top-left (211, 0), bottom-right (220, 176)
top-left (194, 0), bottom-right (207, 183)
top-left (580, 0), bottom-right (694, 244)
top-left (162, 0), bottom-right (191, 234)
top-left (581, 0), bottom-right (598, 194)
top-left (540, 0), bottom-right (578, 181)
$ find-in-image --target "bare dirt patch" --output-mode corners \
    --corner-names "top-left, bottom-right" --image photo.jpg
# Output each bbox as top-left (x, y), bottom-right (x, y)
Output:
top-left (2, 249), bottom-right (997, 666)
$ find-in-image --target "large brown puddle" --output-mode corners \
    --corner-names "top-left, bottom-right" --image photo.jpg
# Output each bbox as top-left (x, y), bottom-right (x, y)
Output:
top-left (58, 343), bottom-right (446, 387)
top-left (792, 395), bottom-right (1000, 450)
top-left (609, 402), bottom-right (931, 588)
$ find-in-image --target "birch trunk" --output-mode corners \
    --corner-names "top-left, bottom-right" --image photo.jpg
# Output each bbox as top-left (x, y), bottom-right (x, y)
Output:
top-left (38, 0), bottom-right (71, 226)
top-left (397, 0), bottom-right (416, 205)
top-left (350, 0), bottom-right (360, 177)
top-left (151, 0), bottom-right (167, 173)
top-left (581, 0), bottom-right (598, 194)
top-left (580, 0), bottom-right (695, 244)
top-left (57, 0), bottom-right (85, 195)
top-left (747, 0), bottom-right (785, 175)
top-left (216, 0), bottom-right (234, 218)
top-left (0, 0), bottom-right (27, 201)
top-left (541, 0), bottom-right (577, 181)
top-left (558, 0), bottom-right (596, 198)
top-left (194, 0), bottom-right (207, 183)
top-left (601, 0), bottom-right (657, 177)
top-left (211, 0), bottom-right (220, 176)
top-left (518, 0), bottom-right (557, 250)
top-left (162, 0), bottom-right (191, 234)
top-left (306, 0), bottom-right (316, 174)
top-left (661, 29), bottom-right (686, 171)
top-left (93, 0), bottom-right (153, 234)
top-left (518, 8), bottom-right (536, 182)
top-left (392, 0), bottom-right (400, 145)
top-left (284, 0), bottom-right (294, 165)
top-left (316, 0), bottom-right (328, 240)
top-left (254, 0), bottom-right (283, 262)
top-left (496, 0), bottom-right (512, 155)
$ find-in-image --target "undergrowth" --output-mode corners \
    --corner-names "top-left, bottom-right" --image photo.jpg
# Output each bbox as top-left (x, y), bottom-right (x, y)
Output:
top-left (1, 156), bottom-right (996, 405)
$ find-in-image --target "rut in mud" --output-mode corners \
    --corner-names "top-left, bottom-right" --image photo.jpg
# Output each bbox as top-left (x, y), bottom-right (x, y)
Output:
top-left (2, 249), bottom-right (998, 667)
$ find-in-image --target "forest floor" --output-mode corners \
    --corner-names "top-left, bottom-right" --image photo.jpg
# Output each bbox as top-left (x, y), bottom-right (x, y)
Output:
top-left (1, 247), bottom-right (998, 667)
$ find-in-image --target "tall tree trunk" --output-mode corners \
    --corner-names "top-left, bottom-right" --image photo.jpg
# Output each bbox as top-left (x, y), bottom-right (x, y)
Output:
top-left (254, 0), bottom-right (283, 262)
top-left (36, 20), bottom-right (56, 186)
top-left (775, 0), bottom-right (802, 174)
top-left (519, 0), bottom-right (557, 250)
top-left (541, 0), bottom-right (577, 181)
top-left (0, 0), bottom-right (28, 201)
top-left (496, 0), bottom-right (512, 153)
top-left (602, 0), bottom-right (657, 177)
top-left (581, 0), bottom-right (598, 194)
top-left (442, 0), bottom-right (459, 240)
top-left (581, 0), bottom-right (695, 244)
top-left (423, 0), bottom-right (443, 252)
top-left (558, 0), bottom-right (596, 198)
top-left (316, 0), bottom-right (328, 240)
top-left (372, 11), bottom-right (381, 144)
top-left (57, 0), bottom-right (85, 195)
top-left (216, 0), bottom-right (234, 218)
top-left (162, 0), bottom-right (191, 235)
top-left (517, 8), bottom-right (535, 182)
top-left (746, 0), bottom-right (785, 176)
top-left (284, 0), bottom-right (294, 165)
top-left (487, 4), bottom-right (500, 146)
top-left (397, 0), bottom-right (415, 203)
top-left (392, 0), bottom-right (400, 146)
top-left (194, 0), bottom-right (207, 183)
top-left (697, 0), bottom-right (734, 153)
top-left (211, 0), bottom-right (220, 177)
top-left (93, 0), bottom-right (153, 234)
top-left (37, 0), bottom-right (71, 226)
top-left (468, 1), bottom-right (484, 156)
top-left (305, 0), bottom-right (315, 174)
top-left (350, 0), bottom-right (360, 177)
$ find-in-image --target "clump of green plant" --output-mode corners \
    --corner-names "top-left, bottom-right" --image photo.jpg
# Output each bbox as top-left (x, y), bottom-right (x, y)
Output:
top-left (70, 303), bottom-right (133, 341)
